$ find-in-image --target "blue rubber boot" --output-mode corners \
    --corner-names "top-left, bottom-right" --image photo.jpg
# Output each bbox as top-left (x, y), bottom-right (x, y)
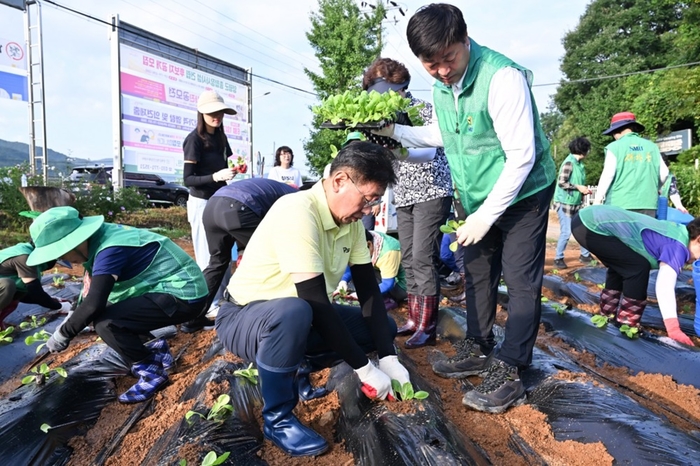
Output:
top-left (118, 353), bottom-right (168, 403)
top-left (258, 365), bottom-right (328, 457)
top-left (297, 361), bottom-right (328, 402)
top-left (145, 338), bottom-right (174, 372)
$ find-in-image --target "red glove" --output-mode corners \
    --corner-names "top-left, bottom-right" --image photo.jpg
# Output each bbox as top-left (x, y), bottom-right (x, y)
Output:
top-left (354, 360), bottom-right (395, 401)
top-left (663, 318), bottom-right (694, 346)
top-left (238, 163), bottom-right (248, 174)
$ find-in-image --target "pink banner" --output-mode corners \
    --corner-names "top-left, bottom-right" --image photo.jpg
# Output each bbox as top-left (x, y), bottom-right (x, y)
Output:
top-left (121, 72), bottom-right (166, 101)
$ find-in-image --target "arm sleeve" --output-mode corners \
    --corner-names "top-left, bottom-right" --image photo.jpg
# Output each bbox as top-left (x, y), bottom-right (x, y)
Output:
top-left (557, 162), bottom-right (575, 190)
top-left (594, 151), bottom-right (617, 204)
top-left (295, 274), bottom-right (368, 369)
top-left (350, 262), bottom-right (395, 357)
top-left (341, 266), bottom-right (352, 284)
top-left (472, 67), bottom-right (536, 226)
top-left (402, 147), bottom-right (437, 163)
top-left (22, 279), bottom-right (61, 310)
top-left (60, 274), bottom-right (115, 339)
top-left (183, 160), bottom-right (216, 188)
top-left (378, 277), bottom-right (395, 295)
top-left (656, 263), bottom-right (678, 320)
top-left (394, 122), bottom-right (445, 148)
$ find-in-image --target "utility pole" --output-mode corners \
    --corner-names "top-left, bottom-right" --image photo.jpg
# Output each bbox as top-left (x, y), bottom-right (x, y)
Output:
top-left (359, 1), bottom-right (407, 54)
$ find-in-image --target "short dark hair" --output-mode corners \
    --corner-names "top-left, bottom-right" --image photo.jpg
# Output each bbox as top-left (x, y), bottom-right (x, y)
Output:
top-left (687, 218), bottom-right (700, 241)
top-left (274, 146), bottom-right (294, 167)
top-left (330, 141), bottom-right (397, 189)
top-left (568, 137), bottom-right (591, 156)
top-left (362, 58), bottom-right (411, 90)
top-left (406, 4), bottom-right (467, 59)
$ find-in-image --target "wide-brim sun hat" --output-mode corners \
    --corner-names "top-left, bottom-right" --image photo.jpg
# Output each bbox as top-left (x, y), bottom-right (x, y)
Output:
top-left (197, 90), bottom-right (237, 115)
top-left (366, 76), bottom-right (410, 94)
top-left (27, 206), bottom-right (104, 266)
top-left (602, 111), bottom-right (645, 135)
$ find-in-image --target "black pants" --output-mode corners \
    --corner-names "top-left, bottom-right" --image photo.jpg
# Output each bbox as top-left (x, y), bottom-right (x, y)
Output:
top-left (201, 196), bottom-right (262, 310)
top-left (215, 297), bottom-right (397, 372)
top-left (93, 293), bottom-right (204, 363)
top-left (463, 183), bottom-right (554, 368)
top-left (572, 214), bottom-right (650, 299)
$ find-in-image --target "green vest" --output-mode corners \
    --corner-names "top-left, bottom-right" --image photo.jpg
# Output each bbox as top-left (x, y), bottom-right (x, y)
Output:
top-left (578, 205), bottom-right (688, 268)
top-left (433, 39), bottom-right (555, 215)
top-left (83, 223), bottom-right (207, 303)
top-left (376, 231), bottom-right (406, 291)
top-left (0, 243), bottom-right (38, 293)
top-left (604, 133), bottom-right (661, 210)
top-left (553, 154), bottom-right (586, 206)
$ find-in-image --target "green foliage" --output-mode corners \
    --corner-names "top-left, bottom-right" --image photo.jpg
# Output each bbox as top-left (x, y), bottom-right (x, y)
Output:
top-left (19, 315), bottom-right (47, 331)
top-left (0, 163), bottom-right (43, 231)
top-left (72, 183), bottom-right (150, 223)
top-left (574, 272), bottom-right (581, 282)
top-left (25, 329), bottom-right (51, 353)
top-left (303, 0), bottom-right (385, 176)
top-left (552, 303), bottom-right (567, 315)
top-left (313, 90), bottom-right (423, 127)
top-left (390, 380), bottom-right (429, 401)
top-left (439, 219), bottom-right (465, 252)
top-left (541, 296), bottom-right (549, 303)
top-left (21, 362), bottom-right (67, 385)
top-left (185, 394), bottom-right (233, 425)
top-left (233, 363), bottom-right (259, 385)
top-left (620, 324), bottom-right (640, 339)
top-left (673, 164), bottom-right (700, 216)
top-left (52, 276), bottom-right (65, 288)
top-left (201, 451), bottom-right (230, 466)
top-left (591, 315), bottom-right (609, 328)
top-left (0, 326), bottom-right (14, 343)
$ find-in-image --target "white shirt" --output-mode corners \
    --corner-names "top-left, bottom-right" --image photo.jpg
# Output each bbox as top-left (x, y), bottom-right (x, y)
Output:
top-left (267, 166), bottom-right (302, 188)
top-left (594, 147), bottom-right (669, 204)
top-left (393, 66), bottom-right (536, 226)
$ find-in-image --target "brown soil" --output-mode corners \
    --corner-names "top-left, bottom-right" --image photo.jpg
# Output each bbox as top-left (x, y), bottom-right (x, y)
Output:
top-left (15, 211), bottom-right (699, 465)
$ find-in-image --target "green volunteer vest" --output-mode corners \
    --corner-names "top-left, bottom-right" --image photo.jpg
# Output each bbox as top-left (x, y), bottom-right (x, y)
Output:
top-left (433, 39), bottom-right (555, 215)
top-left (0, 243), bottom-right (37, 293)
top-left (83, 223), bottom-right (207, 303)
top-left (604, 133), bottom-right (661, 210)
top-left (578, 205), bottom-right (688, 268)
top-left (376, 231), bottom-right (406, 291)
top-left (553, 154), bottom-right (586, 206)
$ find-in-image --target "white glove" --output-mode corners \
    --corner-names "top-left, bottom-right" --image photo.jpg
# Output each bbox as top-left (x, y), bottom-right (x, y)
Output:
top-left (213, 168), bottom-right (235, 182)
top-left (354, 360), bottom-right (394, 400)
top-left (59, 301), bottom-right (73, 314)
top-left (371, 123), bottom-right (396, 139)
top-left (378, 355), bottom-right (410, 386)
top-left (333, 280), bottom-right (348, 297)
top-left (456, 214), bottom-right (492, 246)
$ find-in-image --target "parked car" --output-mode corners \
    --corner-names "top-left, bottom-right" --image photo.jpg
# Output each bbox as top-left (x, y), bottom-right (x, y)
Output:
top-left (67, 165), bottom-right (189, 207)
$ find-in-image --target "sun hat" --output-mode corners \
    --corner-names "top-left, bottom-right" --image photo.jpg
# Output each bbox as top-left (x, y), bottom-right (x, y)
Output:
top-left (602, 111), bottom-right (645, 136)
top-left (366, 76), bottom-right (410, 94)
top-left (196, 90), bottom-right (237, 115)
top-left (26, 206), bottom-right (104, 266)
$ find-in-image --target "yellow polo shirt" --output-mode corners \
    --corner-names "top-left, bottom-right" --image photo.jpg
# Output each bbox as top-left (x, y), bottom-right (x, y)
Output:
top-left (228, 181), bottom-right (371, 305)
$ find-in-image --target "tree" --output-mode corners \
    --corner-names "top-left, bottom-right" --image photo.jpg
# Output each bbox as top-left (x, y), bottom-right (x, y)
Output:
top-left (302, 0), bottom-right (385, 176)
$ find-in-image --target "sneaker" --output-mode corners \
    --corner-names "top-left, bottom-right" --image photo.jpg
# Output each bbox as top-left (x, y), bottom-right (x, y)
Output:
top-left (553, 259), bottom-right (568, 269)
top-left (579, 255), bottom-right (593, 265)
top-left (180, 315), bottom-right (215, 334)
top-left (462, 359), bottom-right (526, 414)
top-left (432, 337), bottom-right (494, 378)
top-left (445, 271), bottom-right (463, 286)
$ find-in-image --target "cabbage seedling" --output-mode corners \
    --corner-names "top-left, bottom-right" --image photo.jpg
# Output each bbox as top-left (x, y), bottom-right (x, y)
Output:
top-left (390, 380), bottom-right (429, 401)
top-left (20, 315), bottom-right (47, 331)
top-left (22, 363), bottom-right (67, 386)
top-left (25, 329), bottom-right (51, 353)
top-left (40, 423), bottom-right (51, 433)
top-left (574, 272), bottom-right (581, 282)
top-left (552, 303), bottom-right (567, 315)
top-left (619, 324), bottom-right (640, 339)
top-left (52, 276), bottom-right (65, 288)
top-left (185, 394), bottom-right (233, 425)
top-left (202, 451), bottom-right (230, 466)
top-left (233, 363), bottom-right (258, 385)
top-left (591, 315), bottom-right (609, 328)
top-left (0, 327), bottom-right (14, 343)
top-left (439, 219), bottom-right (466, 252)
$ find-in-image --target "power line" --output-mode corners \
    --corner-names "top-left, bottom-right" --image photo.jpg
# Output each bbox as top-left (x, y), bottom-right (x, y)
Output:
top-left (41, 0), bottom-right (318, 97)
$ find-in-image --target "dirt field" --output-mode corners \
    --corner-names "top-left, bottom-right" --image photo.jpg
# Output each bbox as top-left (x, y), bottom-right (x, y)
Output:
top-left (6, 210), bottom-right (698, 465)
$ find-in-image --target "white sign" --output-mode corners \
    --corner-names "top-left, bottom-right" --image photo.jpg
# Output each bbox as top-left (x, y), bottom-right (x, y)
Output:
top-left (0, 35), bottom-right (27, 101)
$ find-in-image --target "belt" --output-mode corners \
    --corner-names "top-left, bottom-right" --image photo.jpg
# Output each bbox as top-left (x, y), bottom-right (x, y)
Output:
top-left (222, 290), bottom-right (241, 306)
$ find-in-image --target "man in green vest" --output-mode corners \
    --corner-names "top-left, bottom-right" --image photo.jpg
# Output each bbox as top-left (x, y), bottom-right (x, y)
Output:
top-left (372, 3), bottom-right (556, 413)
top-left (0, 243), bottom-right (72, 329)
top-left (594, 112), bottom-right (669, 217)
top-left (572, 205), bottom-right (698, 346)
top-left (552, 137), bottom-right (593, 269)
top-left (27, 206), bottom-right (208, 403)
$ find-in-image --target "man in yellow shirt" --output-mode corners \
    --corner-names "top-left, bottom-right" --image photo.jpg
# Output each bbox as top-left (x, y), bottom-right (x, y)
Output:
top-left (215, 142), bottom-right (411, 458)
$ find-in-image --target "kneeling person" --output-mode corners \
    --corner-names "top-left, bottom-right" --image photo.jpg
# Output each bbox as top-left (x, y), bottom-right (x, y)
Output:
top-left (27, 206), bottom-right (208, 402)
top-left (216, 142), bottom-right (411, 457)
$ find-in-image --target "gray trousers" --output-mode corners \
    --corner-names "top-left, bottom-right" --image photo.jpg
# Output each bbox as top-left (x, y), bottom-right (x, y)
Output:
top-left (396, 196), bottom-right (452, 296)
top-left (463, 183), bottom-right (554, 368)
top-left (0, 278), bottom-right (18, 311)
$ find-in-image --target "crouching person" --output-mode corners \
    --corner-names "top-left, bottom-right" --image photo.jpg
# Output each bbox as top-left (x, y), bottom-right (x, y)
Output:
top-left (215, 142), bottom-right (411, 457)
top-left (27, 206), bottom-right (208, 402)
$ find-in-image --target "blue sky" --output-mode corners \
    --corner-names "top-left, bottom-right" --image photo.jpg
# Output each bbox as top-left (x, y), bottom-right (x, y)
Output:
top-left (0, 0), bottom-right (591, 178)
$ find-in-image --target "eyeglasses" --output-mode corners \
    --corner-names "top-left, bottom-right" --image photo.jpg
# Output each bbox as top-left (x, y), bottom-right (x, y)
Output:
top-left (345, 173), bottom-right (382, 207)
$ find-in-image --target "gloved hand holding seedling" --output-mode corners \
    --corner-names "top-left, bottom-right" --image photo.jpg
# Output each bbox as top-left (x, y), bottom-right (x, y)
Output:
top-left (227, 155), bottom-right (248, 174)
top-left (440, 219), bottom-right (466, 252)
